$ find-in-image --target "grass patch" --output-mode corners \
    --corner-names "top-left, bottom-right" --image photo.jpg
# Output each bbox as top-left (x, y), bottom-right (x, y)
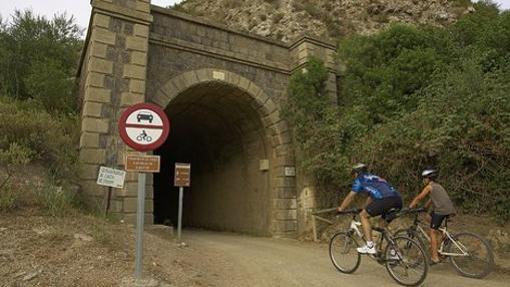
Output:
top-left (0, 184), bottom-right (17, 212)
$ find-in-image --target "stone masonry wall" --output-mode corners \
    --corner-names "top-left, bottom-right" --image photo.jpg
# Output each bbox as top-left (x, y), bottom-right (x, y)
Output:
top-left (79, 1), bottom-right (339, 236)
top-left (79, 0), bottom-right (153, 223)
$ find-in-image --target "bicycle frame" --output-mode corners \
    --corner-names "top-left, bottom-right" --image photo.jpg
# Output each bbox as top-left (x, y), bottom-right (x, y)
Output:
top-left (410, 213), bottom-right (469, 257)
top-left (345, 215), bottom-right (397, 262)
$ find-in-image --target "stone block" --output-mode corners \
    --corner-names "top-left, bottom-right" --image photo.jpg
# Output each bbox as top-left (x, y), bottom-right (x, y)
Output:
top-left (82, 101), bottom-right (103, 117)
top-left (123, 197), bottom-right (153, 213)
top-left (89, 58), bottom-right (113, 74)
top-left (116, 182), bottom-right (154, 199)
top-left (129, 79), bottom-right (146, 93)
top-left (85, 87), bottom-right (112, 103)
top-left (81, 117), bottom-right (109, 134)
top-left (80, 148), bottom-right (107, 164)
top-left (90, 42), bottom-right (108, 58)
top-left (268, 110), bottom-right (281, 126)
top-left (276, 210), bottom-right (297, 220)
top-left (122, 213), bottom-right (154, 225)
top-left (130, 51), bottom-right (147, 66)
top-left (86, 72), bottom-right (105, 88)
top-left (273, 176), bottom-right (296, 188)
top-left (238, 76), bottom-right (250, 91)
top-left (195, 69), bottom-right (212, 82)
top-left (133, 23), bottom-right (149, 37)
top-left (135, 1), bottom-right (151, 13)
top-left (80, 164), bottom-right (100, 180)
top-left (276, 187), bottom-right (297, 199)
top-left (92, 28), bottom-right (116, 45)
top-left (274, 220), bottom-right (297, 232)
top-left (108, 199), bottom-right (123, 213)
top-left (80, 132), bottom-right (100, 148)
top-left (182, 71), bottom-right (199, 87)
top-left (126, 36), bottom-right (148, 52)
top-left (120, 92), bottom-right (145, 107)
top-left (81, 180), bottom-right (107, 196)
top-left (123, 64), bottom-right (146, 80)
top-left (152, 92), bottom-right (169, 108)
top-left (274, 198), bottom-right (297, 209)
top-left (93, 13), bottom-right (111, 29)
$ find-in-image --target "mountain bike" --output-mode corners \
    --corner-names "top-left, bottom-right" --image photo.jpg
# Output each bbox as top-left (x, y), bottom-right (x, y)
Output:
top-left (329, 208), bottom-right (428, 286)
top-left (394, 208), bottom-right (494, 278)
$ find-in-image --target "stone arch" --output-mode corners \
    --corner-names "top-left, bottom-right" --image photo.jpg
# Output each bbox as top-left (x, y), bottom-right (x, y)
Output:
top-left (150, 68), bottom-right (295, 236)
top-left (151, 69), bottom-right (290, 149)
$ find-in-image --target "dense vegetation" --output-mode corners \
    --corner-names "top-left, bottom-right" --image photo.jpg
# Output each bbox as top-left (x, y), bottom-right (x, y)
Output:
top-left (285, 2), bottom-right (510, 221)
top-left (0, 11), bottom-right (82, 213)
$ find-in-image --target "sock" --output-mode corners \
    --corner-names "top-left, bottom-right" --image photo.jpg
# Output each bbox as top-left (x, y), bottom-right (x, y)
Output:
top-left (366, 241), bottom-right (374, 248)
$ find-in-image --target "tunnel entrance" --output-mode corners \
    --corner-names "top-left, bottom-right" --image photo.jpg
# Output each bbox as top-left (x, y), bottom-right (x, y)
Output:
top-left (154, 82), bottom-right (272, 235)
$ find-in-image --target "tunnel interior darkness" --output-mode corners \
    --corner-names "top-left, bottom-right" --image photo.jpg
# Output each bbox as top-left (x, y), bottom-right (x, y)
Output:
top-left (154, 82), bottom-right (272, 235)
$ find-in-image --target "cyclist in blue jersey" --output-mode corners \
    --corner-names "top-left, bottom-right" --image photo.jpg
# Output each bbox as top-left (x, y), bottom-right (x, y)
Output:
top-left (338, 163), bottom-right (403, 254)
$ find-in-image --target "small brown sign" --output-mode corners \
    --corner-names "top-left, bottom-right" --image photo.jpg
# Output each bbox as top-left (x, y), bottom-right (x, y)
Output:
top-left (125, 155), bottom-right (160, 173)
top-left (174, 163), bottom-right (191, 187)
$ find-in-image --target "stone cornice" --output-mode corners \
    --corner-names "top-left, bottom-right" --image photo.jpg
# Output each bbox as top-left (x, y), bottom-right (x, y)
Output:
top-left (92, 0), bottom-right (153, 25)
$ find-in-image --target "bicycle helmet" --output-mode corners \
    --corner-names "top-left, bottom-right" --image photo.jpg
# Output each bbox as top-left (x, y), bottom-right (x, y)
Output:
top-left (351, 163), bottom-right (368, 174)
top-left (421, 169), bottom-right (437, 179)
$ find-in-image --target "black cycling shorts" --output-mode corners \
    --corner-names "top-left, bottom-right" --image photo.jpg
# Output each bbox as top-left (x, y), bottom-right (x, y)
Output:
top-left (365, 196), bottom-right (403, 222)
top-left (430, 212), bottom-right (449, 230)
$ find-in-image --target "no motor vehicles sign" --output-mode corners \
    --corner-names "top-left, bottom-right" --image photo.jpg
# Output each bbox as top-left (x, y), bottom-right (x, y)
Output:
top-left (118, 103), bottom-right (170, 152)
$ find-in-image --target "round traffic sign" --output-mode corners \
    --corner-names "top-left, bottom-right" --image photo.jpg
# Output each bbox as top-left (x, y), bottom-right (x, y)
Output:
top-left (118, 103), bottom-right (170, 152)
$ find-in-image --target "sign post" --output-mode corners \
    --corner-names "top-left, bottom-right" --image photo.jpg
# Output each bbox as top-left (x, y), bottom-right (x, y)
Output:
top-left (119, 103), bottom-right (170, 283)
top-left (174, 162), bottom-right (191, 242)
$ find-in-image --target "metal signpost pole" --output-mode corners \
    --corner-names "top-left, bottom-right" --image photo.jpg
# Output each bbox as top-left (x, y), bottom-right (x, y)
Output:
top-left (118, 103), bottom-right (170, 284)
top-left (134, 172), bottom-right (146, 281)
top-left (177, 186), bottom-right (183, 241)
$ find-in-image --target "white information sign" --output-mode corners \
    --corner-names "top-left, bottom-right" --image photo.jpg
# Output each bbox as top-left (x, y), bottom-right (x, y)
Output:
top-left (284, 166), bottom-right (296, 177)
top-left (96, 166), bottom-right (126, 188)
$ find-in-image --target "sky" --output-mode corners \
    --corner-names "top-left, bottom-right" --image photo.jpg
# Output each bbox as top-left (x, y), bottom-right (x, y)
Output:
top-left (0, 0), bottom-right (509, 33)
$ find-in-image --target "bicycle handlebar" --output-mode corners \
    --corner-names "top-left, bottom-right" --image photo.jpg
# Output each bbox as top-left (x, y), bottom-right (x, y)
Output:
top-left (397, 207), bottom-right (427, 216)
top-left (336, 208), bottom-right (362, 215)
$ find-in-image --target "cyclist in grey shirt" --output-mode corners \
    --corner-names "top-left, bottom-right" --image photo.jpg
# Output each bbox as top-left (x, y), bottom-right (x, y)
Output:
top-left (409, 169), bottom-right (456, 264)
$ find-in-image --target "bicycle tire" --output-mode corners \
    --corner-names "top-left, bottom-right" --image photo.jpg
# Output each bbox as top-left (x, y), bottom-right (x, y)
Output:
top-left (394, 228), bottom-right (430, 262)
top-left (446, 232), bottom-right (494, 279)
top-left (385, 236), bottom-right (428, 286)
top-left (328, 231), bottom-right (361, 274)
top-left (146, 136), bottom-right (152, 142)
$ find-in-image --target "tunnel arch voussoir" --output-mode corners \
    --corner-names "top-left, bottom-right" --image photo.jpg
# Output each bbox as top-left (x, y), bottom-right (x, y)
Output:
top-left (151, 69), bottom-right (286, 145)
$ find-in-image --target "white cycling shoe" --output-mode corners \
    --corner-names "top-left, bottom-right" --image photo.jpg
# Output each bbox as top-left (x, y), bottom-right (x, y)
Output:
top-left (357, 244), bottom-right (377, 254)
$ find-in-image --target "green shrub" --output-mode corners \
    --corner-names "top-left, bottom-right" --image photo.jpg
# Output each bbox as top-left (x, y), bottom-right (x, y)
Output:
top-left (37, 181), bottom-right (76, 217)
top-left (0, 184), bottom-right (17, 212)
top-left (287, 3), bottom-right (510, 221)
top-left (0, 96), bottom-right (79, 182)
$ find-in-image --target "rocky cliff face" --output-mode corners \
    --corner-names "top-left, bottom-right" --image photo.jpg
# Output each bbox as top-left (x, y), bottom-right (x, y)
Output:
top-left (171, 0), bottom-right (474, 42)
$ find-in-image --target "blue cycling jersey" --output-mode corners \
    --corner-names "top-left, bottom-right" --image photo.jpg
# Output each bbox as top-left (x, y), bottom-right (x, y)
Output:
top-left (352, 173), bottom-right (400, 200)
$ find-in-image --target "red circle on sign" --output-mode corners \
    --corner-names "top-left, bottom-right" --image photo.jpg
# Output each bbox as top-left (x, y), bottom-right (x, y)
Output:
top-left (118, 103), bottom-right (170, 152)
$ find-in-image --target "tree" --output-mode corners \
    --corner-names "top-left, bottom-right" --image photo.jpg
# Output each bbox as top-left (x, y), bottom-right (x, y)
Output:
top-left (0, 10), bottom-right (83, 112)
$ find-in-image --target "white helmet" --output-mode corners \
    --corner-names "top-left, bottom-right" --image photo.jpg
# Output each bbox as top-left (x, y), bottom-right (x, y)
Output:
top-left (421, 169), bottom-right (437, 179)
top-left (351, 163), bottom-right (368, 174)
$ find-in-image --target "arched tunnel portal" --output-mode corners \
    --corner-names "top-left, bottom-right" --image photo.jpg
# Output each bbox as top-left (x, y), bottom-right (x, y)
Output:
top-left (153, 81), bottom-right (273, 235)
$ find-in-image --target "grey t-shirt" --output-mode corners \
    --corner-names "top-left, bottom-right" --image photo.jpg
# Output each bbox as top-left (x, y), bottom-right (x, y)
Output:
top-left (430, 182), bottom-right (456, 215)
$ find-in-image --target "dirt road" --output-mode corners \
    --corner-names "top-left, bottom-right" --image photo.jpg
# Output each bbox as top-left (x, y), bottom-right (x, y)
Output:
top-left (148, 229), bottom-right (510, 287)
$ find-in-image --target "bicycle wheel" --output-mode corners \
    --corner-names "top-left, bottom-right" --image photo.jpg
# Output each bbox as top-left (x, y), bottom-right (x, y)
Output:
top-left (394, 228), bottom-right (430, 262)
top-left (446, 232), bottom-right (494, 278)
top-left (328, 231), bottom-right (361, 274)
top-left (385, 236), bottom-right (428, 286)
